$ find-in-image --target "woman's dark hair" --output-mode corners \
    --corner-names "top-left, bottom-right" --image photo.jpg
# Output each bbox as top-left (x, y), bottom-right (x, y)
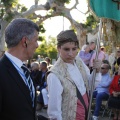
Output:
top-left (57, 30), bottom-right (79, 47)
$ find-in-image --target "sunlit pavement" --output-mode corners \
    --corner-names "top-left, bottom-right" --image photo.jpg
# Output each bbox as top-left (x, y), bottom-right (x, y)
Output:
top-left (36, 109), bottom-right (113, 120)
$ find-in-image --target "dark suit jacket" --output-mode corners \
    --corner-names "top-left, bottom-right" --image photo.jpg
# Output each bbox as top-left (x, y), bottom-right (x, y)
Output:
top-left (0, 55), bottom-right (37, 120)
top-left (34, 70), bottom-right (47, 89)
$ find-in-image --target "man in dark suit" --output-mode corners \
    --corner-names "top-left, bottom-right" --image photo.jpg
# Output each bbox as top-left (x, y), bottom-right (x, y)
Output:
top-left (34, 61), bottom-right (48, 110)
top-left (0, 18), bottom-right (39, 120)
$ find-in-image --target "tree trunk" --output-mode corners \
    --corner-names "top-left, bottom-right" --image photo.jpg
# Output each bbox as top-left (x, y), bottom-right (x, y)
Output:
top-left (0, 20), bottom-right (8, 51)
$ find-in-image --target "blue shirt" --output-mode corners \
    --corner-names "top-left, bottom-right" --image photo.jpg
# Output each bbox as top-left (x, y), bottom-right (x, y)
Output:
top-left (95, 73), bottom-right (112, 94)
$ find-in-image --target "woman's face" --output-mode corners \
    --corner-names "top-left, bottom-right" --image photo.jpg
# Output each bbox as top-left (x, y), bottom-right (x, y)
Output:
top-left (57, 42), bottom-right (78, 64)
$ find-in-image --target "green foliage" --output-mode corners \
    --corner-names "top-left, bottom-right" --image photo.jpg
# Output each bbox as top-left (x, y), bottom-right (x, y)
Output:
top-left (84, 14), bottom-right (98, 30)
top-left (34, 37), bottom-right (57, 60)
top-left (55, 0), bottom-right (71, 4)
top-left (0, 0), bottom-right (18, 21)
top-left (48, 47), bottom-right (57, 59)
top-left (34, 42), bottom-right (48, 59)
top-left (1, 0), bottom-right (18, 7)
top-left (38, 24), bottom-right (46, 41)
top-left (39, 24), bottom-right (46, 33)
top-left (4, 13), bottom-right (15, 22)
top-left (0, 8), bottom-right (5, 18)
top-left (21, 6), bottom-right (27, 12)
top-left (38, 36), bottom-right (46, 42)
top-left (17, 4), bottom-right (28, 12)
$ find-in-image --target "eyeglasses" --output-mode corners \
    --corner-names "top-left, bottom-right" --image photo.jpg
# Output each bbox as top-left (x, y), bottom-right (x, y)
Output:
top-left (117, 51), bottom-right (120, 53)
top-left (101, 67), bottom-right (107, 69)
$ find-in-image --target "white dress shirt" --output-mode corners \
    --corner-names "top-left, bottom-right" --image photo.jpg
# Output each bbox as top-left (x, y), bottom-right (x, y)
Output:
top-left (47, 58), bottom-right (101, 119)
top-left (5, 52), bottom-right (27, 85)
top-left (47, 61), bottom-right (91, 120)
top-left (5, 52), bottom-right (35, 107)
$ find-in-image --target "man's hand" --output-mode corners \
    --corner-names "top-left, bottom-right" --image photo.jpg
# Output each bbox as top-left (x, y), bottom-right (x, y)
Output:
top-left (113, 91), bottom-right (119, 97)
top-left (92, 59), bottom-right (102, 72)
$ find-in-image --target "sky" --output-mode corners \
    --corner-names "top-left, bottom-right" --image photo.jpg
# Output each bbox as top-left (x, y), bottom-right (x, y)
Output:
top-left (19, 0), bottom-right (88, 38)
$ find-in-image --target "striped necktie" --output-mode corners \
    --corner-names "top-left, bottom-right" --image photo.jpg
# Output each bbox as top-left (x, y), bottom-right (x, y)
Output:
top-left (21, 64), bottom-right (34, 107)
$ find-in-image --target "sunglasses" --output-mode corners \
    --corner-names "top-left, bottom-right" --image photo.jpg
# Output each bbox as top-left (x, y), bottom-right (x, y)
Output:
top-left (117, 51), bottom-right (120, 53)
top-left (101, 67), bottom-right (106, 69)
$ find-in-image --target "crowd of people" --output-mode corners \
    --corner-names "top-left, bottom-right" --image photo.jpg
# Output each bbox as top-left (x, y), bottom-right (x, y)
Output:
top-left (0, 18), bottom-right (120, 120)
top-left (78, 40), bottom-right (120, 120)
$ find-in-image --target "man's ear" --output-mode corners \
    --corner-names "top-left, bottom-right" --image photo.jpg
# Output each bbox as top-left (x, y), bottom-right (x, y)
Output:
top-left (21, 36), bottom-right (27, 48)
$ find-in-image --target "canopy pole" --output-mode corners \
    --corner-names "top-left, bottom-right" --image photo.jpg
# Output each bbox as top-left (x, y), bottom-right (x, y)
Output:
top-left (87, 18), bottom-right (102, 120)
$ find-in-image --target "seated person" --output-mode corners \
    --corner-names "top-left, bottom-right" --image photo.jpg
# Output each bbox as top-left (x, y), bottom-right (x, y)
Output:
top-left (112, 49), bottom-right (120, 75)
top-left (45, 57), bottom-right (52, 68)
top-left (30, 61), bottom-right (40, 87)
top-left (94, 60), bottom-right (112, 88)
top-left (41, 63), bottom-right (54, 109)
top-left (92, 62), bottom-right (112, 120)
top-left (108, 66), bottom-right (120, 120)
top-left (34, 61), bottom-right (48, 110)
top-left (35, 61), bottom-right (48, 90)
top-left (41, 87), bottom-right (49, 109)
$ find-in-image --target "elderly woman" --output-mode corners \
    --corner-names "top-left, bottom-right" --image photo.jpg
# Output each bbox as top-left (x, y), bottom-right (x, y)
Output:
top-left (47, 30), bottom-right (101, 120)
top-left (108, 66), bottom-right (120, 120)
top-left (112, 49), bottom-right (120, 75)
top-left (77, 42), bottom-right (95, 67)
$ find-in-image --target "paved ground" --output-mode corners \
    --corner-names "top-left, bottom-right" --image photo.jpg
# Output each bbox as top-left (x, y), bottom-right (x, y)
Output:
top-left (36, 108), bottom-right (113, 120)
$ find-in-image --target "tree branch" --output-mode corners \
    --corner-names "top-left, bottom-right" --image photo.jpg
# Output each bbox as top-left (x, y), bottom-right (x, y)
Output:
top-left (34, 0), bottom-right (39, 5)
top-left (22, 4), bottom-right (46, 17)
top-left (70, 0), bottom-right (79, 10)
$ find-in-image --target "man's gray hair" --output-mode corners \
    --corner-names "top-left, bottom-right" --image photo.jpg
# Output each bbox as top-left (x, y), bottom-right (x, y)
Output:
top-left (5, 18), bottom-right (39, 48)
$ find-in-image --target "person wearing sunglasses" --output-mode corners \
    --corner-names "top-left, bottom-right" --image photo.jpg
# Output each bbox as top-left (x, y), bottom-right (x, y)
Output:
top-left (108, 66), bottom-right (120, 120)
top-left (92, 62), bottom-right (112, 120)
top-left (112, 49), bottom-right (120, 75)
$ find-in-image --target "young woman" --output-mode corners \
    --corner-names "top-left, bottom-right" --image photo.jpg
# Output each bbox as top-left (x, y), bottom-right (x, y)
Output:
top-left (47, 30), bottom-right (101, 120)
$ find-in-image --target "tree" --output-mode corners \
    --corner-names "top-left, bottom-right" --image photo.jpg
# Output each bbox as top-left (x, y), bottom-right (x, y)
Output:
top-left (0, 0), bottom-right (96, 53)
top-left (0, 0), bottom-right (18, 51)
top-left (34, 36), bottom-right (57, 60)
top-left (47, 36), bottom-right (57, 59)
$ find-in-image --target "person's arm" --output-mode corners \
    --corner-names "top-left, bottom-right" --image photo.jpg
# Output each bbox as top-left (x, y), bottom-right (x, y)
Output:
top-left (89, 53), bottom-right (95, 67)
top-left (78, 51), bottom-right (84, 60)
top-left (94, 73), bottom-right (102, 88)
top-left (109, 76), bottom-right (117, 94)
top-left (89, 71), bottom-right (101, 89)
top-left (47, 73), bottom-right (63, 120)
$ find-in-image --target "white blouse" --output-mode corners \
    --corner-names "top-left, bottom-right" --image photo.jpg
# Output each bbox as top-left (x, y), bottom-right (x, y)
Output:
top-left (47, 61), bottom-right (100, 120)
